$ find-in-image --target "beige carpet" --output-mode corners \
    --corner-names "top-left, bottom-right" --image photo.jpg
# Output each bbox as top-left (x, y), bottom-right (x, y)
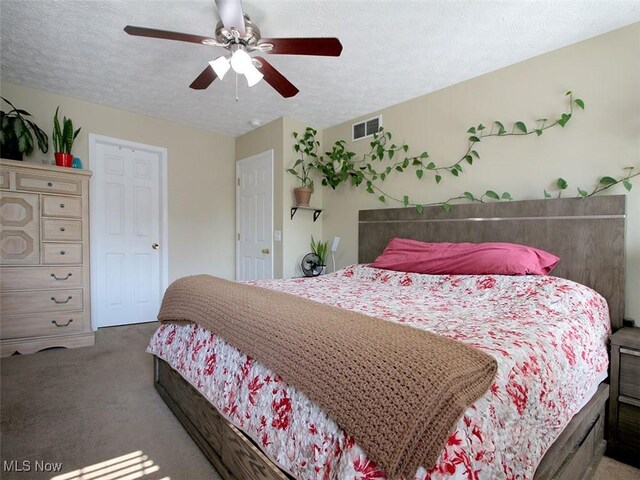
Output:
top-left (1, 322), bottom-right (219, 480)
top-left (1, 323), bottom-right (638, 480)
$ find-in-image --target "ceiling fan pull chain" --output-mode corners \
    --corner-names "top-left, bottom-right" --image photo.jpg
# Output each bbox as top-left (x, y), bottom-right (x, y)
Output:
top-left (235, 71), bottom-right (239, 102)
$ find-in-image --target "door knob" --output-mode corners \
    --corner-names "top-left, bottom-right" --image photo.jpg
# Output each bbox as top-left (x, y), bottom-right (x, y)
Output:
top-left (152, 243), bottom-right (159, 250)
top-left (261, 248), bottom-right (270, 255)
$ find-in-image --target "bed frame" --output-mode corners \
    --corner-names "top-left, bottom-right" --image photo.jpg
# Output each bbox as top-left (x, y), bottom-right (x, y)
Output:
top-left (154, 195), bottom-right (626, 480)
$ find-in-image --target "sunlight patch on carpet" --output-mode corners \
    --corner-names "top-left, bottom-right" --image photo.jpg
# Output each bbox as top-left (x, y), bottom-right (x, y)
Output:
top-left (50, 451), bottom-right (168, 480)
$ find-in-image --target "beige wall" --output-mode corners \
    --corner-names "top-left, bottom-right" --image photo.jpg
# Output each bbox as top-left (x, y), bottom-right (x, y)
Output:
top-left (235, 117), bottom-right (323, 279)
top-left (322, 24), bottom-right (640, 321)
top-left (282, 118), bottom-right (323, 278)
top-left (0, 82), bottom-right (236, 282)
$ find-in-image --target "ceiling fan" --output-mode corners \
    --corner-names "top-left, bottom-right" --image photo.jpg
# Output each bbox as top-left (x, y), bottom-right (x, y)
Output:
top-left (124, 0), bottom-right (343, 98)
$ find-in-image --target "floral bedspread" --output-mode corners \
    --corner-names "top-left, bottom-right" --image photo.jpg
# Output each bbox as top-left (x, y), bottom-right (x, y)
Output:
top-left (147, 265), bottom-right (610, 480)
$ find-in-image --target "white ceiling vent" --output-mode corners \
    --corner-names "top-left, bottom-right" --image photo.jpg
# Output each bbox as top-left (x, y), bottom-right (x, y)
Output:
top-left (352, 115), bottom-right (382, 141)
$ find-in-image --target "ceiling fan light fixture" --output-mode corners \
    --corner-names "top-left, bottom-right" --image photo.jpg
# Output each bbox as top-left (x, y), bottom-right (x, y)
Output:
top-left (230, 48), bottom-right (253, 74)
top-left (245, 65), bottom-right (264, 87)
top-left (209, 56), bottom-right (231, 79)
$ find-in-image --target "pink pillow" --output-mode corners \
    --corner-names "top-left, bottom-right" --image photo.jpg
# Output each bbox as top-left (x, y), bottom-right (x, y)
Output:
top-left (372, 238), bottom-right (559, 275)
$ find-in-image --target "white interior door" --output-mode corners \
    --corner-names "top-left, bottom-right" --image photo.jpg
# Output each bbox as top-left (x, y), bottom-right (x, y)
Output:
top-left (236, 151), bottom-right (273, 281)
top-left (91, 138), bottom-right (166, 327)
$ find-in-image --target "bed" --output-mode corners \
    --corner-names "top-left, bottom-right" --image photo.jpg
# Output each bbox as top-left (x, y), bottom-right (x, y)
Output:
top-left (149, 195), bottom-right (626, 480)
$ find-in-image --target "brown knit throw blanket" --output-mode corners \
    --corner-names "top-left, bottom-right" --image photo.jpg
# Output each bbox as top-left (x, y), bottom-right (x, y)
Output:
top-left (158, 275), bottom-right (497, 479)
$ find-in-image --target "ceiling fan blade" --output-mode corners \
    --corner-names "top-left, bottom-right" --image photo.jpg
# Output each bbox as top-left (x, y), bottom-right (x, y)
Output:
top-left (189, 66), bottom-right (218, 90)
top-left (124, 25), bottom-right (217, 46)
top-left (254, 57), bottom-right (299, 98)
top-left (258, 38), bottom-right (343, 56)
top-left (215, 0), bottom-right (246, 36)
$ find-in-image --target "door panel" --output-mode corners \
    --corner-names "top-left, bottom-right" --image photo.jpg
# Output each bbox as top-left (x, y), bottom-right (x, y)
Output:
top-left (94, 142), bottom-right (162, 327)
top-left (0, 192), bottom-right (40, 265)
top-left (236, 151), bottom-right (273, 281)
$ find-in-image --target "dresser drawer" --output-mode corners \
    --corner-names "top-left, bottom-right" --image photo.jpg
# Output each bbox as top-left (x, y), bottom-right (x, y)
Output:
top-left (617, 402), bottom-right (640, 467)
top-left (620, 347), bottom-right (640, 399)
top-left (0, 288), bottom-right (83, 314)
top-left (42, 195), bottom-right (82, 218)
top-left (0, 169), bottom-right (9, 189)
top-left (42, 243), bottom-right (82, 264)
top-left (0, 266), bottom-right (82, 290)
top-left (0, 311), bottom-right (83, 339)
top-left (16, 172), bottom-right (82, 195)
top-left (42, 219), bottom-right (82, 241)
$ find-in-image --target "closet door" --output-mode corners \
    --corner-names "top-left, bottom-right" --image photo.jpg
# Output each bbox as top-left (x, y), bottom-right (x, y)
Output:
top-left (93, 141), bottom-right (163, 327)
top-left (236, 150), bottom-right (274, 281)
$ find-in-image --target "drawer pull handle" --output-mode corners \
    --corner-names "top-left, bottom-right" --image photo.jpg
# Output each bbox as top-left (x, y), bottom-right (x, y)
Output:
top-left (60, 250), bottom-right (66, 255)
top-left (52, 319), bottom-right (74, 327)
top-left (60, 227), bottom-right (66, 232)
top-left (50, 273), bottom-right (72, 281)
top-left (47, 182), bottom-right (53, 187)
top-left (51, 296), bottom-right (72, 304)
top-left (60, 203), bottom-right (65, 208)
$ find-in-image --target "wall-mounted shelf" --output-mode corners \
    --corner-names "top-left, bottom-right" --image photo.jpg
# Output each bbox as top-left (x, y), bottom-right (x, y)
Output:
top-left (291, 206), bottom-right (322, 222)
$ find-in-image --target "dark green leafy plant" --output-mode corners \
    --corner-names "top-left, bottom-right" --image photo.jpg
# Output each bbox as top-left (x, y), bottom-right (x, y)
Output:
top-left (310, 236), bottom-right (328, 265)
top-left (287, 127), bottom-right (319, 188)
top-left (0, 97), bottom-right (49, 160)
top-left (289, 92), bottom-right (636, 212)
top-left (52, 106), bottom-right (81, 154)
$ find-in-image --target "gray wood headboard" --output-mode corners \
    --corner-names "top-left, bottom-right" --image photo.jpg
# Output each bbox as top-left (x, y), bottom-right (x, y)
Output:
top-left (358, 195), bottom-right (626, 330)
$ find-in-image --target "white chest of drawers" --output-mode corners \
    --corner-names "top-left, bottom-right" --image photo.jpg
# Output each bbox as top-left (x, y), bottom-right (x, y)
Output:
top-left (0, 159), bottom-right (94, 355)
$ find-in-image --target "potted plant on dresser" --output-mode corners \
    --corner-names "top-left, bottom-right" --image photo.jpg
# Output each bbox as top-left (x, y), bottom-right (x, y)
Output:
top-left (52, 106), bottom-right (81, 167)
top-left (0, 97), bottom-right (49, 160)
top-left (287, 127), bottom-right (319, 206)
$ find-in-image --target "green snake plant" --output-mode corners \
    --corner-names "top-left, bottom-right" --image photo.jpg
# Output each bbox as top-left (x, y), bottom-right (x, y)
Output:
top-left (310, 236), bottom-right (328, 266)
top-left (52, 106), bottom-right (81, 154)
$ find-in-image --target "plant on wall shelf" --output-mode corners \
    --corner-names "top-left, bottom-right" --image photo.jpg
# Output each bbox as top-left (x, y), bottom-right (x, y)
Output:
top-left (288, 92), bottom-right (637, 212)
top-left (288, 127), bottom-right (320, 206)
top-left (0, 97), bottom-right (49, 161)
top-left (52, 106), bottom-right (81, 168)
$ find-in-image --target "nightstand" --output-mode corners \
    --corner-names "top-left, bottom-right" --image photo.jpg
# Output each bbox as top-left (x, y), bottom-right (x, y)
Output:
top-left (608, 327), bottom-right (640, 467)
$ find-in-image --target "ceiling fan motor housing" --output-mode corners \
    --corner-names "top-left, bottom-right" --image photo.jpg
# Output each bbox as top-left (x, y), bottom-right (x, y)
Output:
top-left (215, 16), bottom-right (263, 47)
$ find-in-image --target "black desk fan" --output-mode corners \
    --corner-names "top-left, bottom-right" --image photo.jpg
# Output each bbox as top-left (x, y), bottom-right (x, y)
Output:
top-left (301, 253), bottom-right (323, 277)
top-left (300, 236), bottom-right (340, 277)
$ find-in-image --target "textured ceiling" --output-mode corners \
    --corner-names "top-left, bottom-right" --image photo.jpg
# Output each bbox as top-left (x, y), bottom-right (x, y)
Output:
top-left (2, 1), bottom-right (639, 137)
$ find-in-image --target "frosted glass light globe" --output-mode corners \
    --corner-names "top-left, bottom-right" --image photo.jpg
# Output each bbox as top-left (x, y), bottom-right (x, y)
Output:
top-left (230, 49), bottom-right (252, 74)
